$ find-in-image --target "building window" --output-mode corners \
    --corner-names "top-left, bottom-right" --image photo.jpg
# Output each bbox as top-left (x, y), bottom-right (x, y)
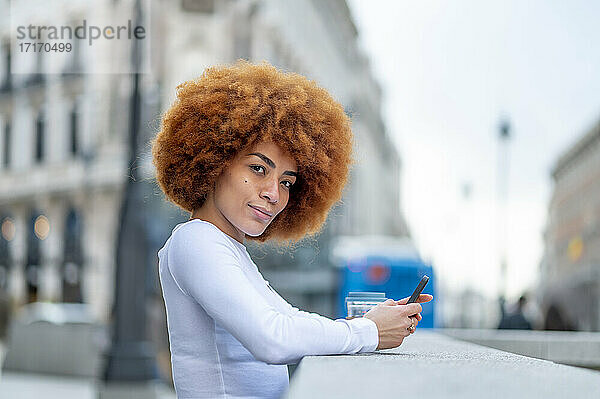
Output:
top-left (70, 103), bottom-right (79, 156)
top-left (3, 119), bottom-right (10, 168)
top-left (181, 0), bottom-right (215, 13)
top-left (232, 4), bottom-right (258, 61)
top-left (1, 41), bottom-right (11, 91)
top-left (26, 210), bottom-right (44, 303)
top-left (25, 44), bottom-right (45, 87)
top-left (0, 215), bottom-right (13, 291)
top-left (63, 25), bottom-right (81, 73)
top-left (35, 109), bottom-right (45, 162)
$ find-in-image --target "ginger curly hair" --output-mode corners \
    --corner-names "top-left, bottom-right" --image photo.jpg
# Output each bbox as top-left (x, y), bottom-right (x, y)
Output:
top-left (151, 60), bottom-right (355, 244)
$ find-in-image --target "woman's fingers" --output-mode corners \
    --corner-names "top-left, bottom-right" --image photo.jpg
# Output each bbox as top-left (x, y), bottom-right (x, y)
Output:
top-left (406, 316), bottom-right (418, 334)
top-left (400, 303), bottom-right (422, 316)
top-left (395, 294), bottom-right (433, 305)
top-left (417, 294), bottom-right (434, 303)
top-left (381, 298), bottom-right (396, 306)
top-left (395, 296), bottom-right (410, 305)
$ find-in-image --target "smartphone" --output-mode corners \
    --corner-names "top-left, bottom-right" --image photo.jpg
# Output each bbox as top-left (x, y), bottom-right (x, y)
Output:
top-left (407, 275), bottom-right (429, 304)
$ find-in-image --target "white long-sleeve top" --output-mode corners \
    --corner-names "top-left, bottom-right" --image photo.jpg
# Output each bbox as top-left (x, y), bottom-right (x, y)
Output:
top-left (157, 219), bottom-right (379, 399)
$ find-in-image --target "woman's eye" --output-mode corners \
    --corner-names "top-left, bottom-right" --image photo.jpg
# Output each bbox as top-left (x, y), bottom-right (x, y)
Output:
top-left (282, 181), bottom-right (294, 189)
top-left (250, 165), bottom-right (294, 189)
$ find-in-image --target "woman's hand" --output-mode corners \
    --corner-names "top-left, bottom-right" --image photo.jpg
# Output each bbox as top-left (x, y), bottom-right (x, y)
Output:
top-left (395, 294), bottom-right (433, 322)
top-left (364, 294), bottom-right (433, 350)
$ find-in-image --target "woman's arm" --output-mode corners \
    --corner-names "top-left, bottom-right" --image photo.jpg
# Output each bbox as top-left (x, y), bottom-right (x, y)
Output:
top-left (263, 281), bottom-right (336, 320)
top-left (167, 224), bottom-right (378, 365)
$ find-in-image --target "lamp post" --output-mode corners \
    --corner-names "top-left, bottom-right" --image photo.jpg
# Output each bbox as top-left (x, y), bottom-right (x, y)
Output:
top-left (497, 118), bottom-right (511, 308)
top-left (97, 0), bottom-right (158, 397)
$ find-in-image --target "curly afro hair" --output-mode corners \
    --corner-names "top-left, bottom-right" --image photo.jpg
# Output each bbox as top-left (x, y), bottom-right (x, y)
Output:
top-left (152, 60), bottom-right (355, 244)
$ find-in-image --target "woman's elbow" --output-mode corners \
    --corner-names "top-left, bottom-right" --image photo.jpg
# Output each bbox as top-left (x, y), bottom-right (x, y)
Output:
top-left (251, 341), bottom-right (290, 365)
top-left (249, 333), bottom-right (296, 365)
top-left (247, 313), bottom-right (303, 364)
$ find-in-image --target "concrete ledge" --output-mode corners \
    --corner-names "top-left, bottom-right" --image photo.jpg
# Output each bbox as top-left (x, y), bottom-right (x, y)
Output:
top-left (441, 328), bottom-right (600, 368)
top-left (2, 304), bottom-right (107, 377)
top-left (284, 331), bottom-right (600, 398)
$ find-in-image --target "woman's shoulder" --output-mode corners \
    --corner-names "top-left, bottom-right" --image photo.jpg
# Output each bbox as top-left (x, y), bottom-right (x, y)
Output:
top-left (170, 219), bottom-right (243, 253)
top-left (172, 219), bottom-right (226, 240)
top-left (167, 220), bottom-right (246, 271)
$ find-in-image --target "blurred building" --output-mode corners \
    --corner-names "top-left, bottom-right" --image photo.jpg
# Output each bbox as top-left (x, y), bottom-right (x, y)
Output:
top-left (539, 118), bottom-right (600, 331)
top-left (0, 0), bottom-right (407, 327)
top-left (230, 0), bottom-right (408, 317)
top-left (437, 284), bottom-right (501, 329)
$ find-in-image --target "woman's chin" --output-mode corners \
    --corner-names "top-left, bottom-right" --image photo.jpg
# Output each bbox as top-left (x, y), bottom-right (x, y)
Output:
top-left (245, 229), bottom-right (267, 238)
top-left (243, 223), bottom-right (269, 237)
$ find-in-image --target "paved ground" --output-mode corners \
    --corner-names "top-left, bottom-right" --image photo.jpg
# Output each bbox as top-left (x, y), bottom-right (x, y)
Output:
top-left (0, 371), bottom-right (177, 399)
top-left (1, 371), bottom-right (100, 399)
top-left (0, 342), bottom-right (176, 399)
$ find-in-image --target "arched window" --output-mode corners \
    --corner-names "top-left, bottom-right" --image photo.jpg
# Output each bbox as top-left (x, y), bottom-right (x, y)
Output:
top-left (0, 214), bottom-right (14, 291)
top-left (35, 108), bottom-right (45, 163)
top-left (69, 101), bottom-right (79, 157)
top-left (1, 40), bottom-right (11, 90)
top-left (2, 118), bottom-right (10, 168)
top-left (26, 210), bottom-right (43, 303)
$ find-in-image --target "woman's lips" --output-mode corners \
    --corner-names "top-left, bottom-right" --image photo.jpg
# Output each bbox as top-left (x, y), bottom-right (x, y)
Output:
top-left (249, 205), bottom-right (272, 221)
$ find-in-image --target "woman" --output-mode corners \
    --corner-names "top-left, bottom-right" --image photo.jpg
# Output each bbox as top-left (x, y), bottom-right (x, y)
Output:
top-left (152, 61), bottom-right (432, 399)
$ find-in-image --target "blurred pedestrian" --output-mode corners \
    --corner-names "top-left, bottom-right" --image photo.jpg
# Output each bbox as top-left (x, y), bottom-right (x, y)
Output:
top-left (544, 304), bottom-right (576, 331)
top-left (151, 61), bottom-right (433, 399)
top-left (498, 294), bottom-right (532, 330)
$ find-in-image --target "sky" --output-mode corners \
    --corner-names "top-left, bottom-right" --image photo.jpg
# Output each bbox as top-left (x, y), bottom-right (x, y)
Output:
top-left (347, 0), bottom-right (600, 300)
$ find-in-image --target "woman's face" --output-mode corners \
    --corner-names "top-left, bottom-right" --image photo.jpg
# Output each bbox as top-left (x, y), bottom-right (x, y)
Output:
top-left (192, 141), bottom-right (298, 243)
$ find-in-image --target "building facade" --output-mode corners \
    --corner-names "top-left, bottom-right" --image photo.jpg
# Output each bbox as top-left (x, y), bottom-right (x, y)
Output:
top-left (540, 118), bottom-right (600, 331)
top-left (0, 0), bottom-right (408, 326)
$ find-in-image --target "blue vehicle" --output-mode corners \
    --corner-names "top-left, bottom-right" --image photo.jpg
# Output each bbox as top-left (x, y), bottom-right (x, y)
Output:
top-left (331, 236), bottom-right (435, 328)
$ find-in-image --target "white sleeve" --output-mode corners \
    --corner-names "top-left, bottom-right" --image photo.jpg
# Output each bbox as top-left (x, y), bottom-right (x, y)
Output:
top-left (167, 225), bottom-right (379, 365)
top-left (263, 280), bottom-right (342, 320)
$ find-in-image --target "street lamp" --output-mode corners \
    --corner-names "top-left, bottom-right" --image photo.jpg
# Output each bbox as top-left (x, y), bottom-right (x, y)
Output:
top-left (97, 0), bottom-right (158, 397)
top-left (497, 117), bottom-right (511, 309)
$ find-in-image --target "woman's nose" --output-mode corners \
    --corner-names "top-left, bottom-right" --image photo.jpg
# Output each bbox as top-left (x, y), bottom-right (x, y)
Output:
top-left (260, 178), bottom-right (279, 204)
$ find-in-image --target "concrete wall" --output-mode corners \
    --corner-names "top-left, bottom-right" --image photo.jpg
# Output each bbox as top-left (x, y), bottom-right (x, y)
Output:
top-left (284, 330), bottom-right (600, 398)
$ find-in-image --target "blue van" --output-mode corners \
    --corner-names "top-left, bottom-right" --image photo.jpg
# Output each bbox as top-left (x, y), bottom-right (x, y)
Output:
top-left (331, 236), bottom-right (435, 328)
